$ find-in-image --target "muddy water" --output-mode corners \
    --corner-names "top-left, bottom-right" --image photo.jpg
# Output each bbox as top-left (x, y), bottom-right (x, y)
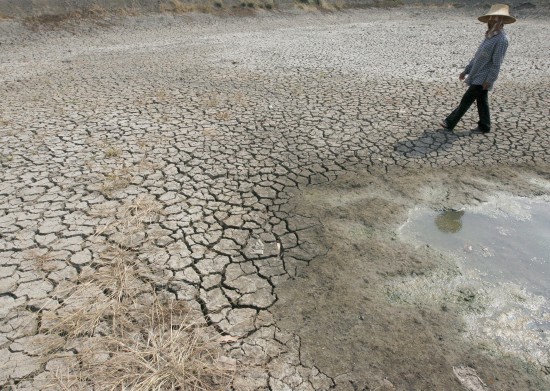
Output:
top-left (396, 195), bottom-right (550, 378)
top-left (399, 196), bottom-right (550, 300)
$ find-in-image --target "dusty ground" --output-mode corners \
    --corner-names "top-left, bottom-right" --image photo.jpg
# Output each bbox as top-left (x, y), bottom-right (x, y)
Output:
top-left (1, 6), bottom-right (549, 390)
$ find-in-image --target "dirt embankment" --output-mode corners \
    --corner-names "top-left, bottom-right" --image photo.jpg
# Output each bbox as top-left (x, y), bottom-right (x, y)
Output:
top-left (0, 0), bottom-right (547, 20)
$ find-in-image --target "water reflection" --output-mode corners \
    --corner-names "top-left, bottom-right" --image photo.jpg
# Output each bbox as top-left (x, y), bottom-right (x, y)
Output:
top-left (434, 209), bottom-right (465, 234)
top-left (402, 198), bottom-right (550, 298)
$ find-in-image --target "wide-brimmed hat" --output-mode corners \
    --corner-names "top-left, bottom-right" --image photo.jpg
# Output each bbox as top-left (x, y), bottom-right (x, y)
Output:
top-left (478, 4), bottom-right (516, 24)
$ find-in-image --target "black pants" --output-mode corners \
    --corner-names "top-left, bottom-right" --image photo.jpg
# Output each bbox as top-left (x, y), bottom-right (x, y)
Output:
top-left (445, 85), bottom-right (490, 131)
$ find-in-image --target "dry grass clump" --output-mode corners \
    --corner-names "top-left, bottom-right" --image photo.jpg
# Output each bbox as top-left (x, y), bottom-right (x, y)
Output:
top-left (50, 297), bottom-right (235, 391)
top-left (160, 0), bottom-right (277, 14)
top-left (215, 111), bottom-right (231, 121)
top-left (95, 193), bottom-right (163, 236)
top-left (74, 4), bottom-right (109, 18)
top-left (294, 0), bottom-right (401, 11)
top-left (99, 168), bottom-right (132, 195)
top-left (295, 0), bottom-right (339, 11)
top-left (21, 5), bottom-right (139, 30)
top-left (23, 10), bottom-right (95, 29)
top-left (104, 146), bottom-right (122, 158)
top-left (0, 152), bottom-right (14, 163)
top-left (23, 248), bottom-right (58, 272)
top-left (160, 0), bottom-right (216, 14)
top-left (38, 195), bottom-right (235, 390)
top-left (97, 301), bottom-right (233, 390)
top-left (43, 248), bottom-right (146, 338)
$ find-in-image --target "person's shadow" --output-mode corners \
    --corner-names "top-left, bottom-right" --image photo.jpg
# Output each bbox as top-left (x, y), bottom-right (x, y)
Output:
top-left (393, 129), bottom-right (470, 158)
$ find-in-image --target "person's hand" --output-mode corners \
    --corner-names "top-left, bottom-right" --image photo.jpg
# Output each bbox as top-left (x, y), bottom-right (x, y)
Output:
top-left (459, 72), bottom-right (466, 81)
top-left (482, 82), bottom-right (490, 90)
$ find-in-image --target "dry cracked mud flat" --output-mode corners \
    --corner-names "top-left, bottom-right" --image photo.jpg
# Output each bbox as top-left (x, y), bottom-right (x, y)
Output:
top-left (1, 6), bottom-right (549, 391)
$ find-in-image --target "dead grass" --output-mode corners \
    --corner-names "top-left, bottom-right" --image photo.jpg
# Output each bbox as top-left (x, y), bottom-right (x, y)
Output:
top-left (38, 195), bottom-right (235, 390)
top-left (0, 152), bottom-right (14, 163)
top-left (234, 91), bottom-right (246, 105)
top-left (159, 0), bottom-right (278, 15)
top-left (44, 294), bottom-right (235, 390)
top-left (294, 0), bottom-right (401, 11)
top-left (23, 248), bottom-right (59, 272)
top-left (317, 0), bottom-right (337, 11)
top-left (160, 0), bottom-right (215, 14)
top-left (215, 111), bottom-right (231, 121)
top-left (203, 127), bottom-right (222, 139)
top-left (295, 0), bottom-right (330, 11)
top-left (0, 117), bottom-right (12, 127)
top-left (95, 193), bottom-right (162, 234)
top-left (43, 282), bottom-right (111, 338)
top-left (154, 88), bottom-right (169, 103)
top-left (99, 168), bottom-right (132, 195)
top-left (76, 299), bottom-right (234, 390)
top-left (45, 299), bottom-right (235, 390)
top-left (294, 0), bottom-right (342, 12)
top-left (90, 159), bottom-right (157, 195)
top-left (104, 146), bottom-right (122, 158)
top-left (21, 5), bottom-right (136, 30)
top-left (23, 12), bottom-right (87, 30)
top-left (86, 4), bottom-right (108, 18)
top-left (206, 96), bottom-right (220, 108)
top-left (14, 0), bottom-right (404, 29)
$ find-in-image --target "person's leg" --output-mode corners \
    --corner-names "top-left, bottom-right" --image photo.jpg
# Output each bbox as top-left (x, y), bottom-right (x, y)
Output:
top-left (444, 85), bottom-right (480, 130)
top-left (476, 89), bottom-right (491, 132)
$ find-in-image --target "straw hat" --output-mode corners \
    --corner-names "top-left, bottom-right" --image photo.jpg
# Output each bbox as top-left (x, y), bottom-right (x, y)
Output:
top-left (478, 4), bottom-right (516, 24)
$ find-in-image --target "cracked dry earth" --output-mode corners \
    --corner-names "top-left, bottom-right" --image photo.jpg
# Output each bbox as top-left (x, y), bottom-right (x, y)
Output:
top-left (1, 7), bottom-right (550, 391)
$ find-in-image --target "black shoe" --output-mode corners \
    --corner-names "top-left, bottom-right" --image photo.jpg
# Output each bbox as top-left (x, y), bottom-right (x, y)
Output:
top-left (440, 120), bottom-right (453, 131)
top-left (471, 127), bottom-right (490, 134)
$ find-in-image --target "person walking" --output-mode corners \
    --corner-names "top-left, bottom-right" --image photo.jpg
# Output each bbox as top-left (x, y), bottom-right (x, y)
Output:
top-left (440, 4), bottom-right (516, 134)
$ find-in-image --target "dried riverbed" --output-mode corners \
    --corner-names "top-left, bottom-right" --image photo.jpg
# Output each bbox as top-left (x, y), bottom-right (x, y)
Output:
top-left (1, 6), bottom-right (549, 390)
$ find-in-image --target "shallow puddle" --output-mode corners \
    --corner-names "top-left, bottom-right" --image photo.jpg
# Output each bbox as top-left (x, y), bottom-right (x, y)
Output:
top-left (400, 195), bottom-right (550, 300)
top-left (398, 194), bottom-right (550, 367)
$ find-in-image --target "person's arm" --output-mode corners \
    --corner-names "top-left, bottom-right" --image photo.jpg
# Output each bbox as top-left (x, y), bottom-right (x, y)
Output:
top-left (463, 59), bottom-right (474, 77)
top-left (484, 37), bottom-right (509, 89)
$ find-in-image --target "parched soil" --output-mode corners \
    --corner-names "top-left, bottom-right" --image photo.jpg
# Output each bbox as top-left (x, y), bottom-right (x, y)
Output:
top-left (1, 6), bottom-right (549, 390)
